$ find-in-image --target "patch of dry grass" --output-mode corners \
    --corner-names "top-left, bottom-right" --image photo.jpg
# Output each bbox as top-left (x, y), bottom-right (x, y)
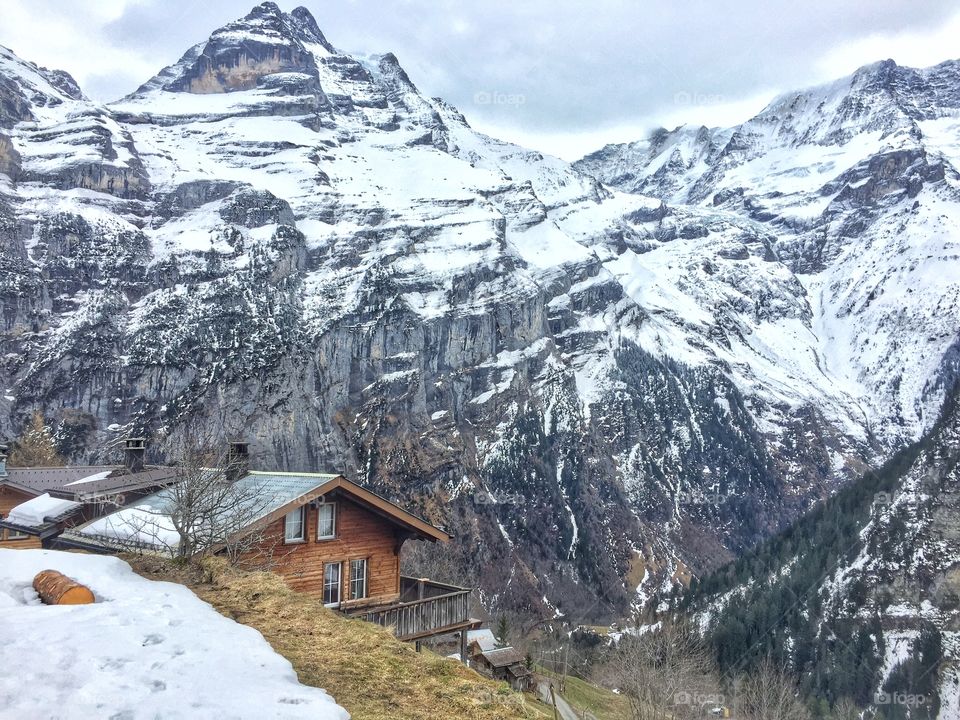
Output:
top-left (128, 556), bottom-right (536, 720)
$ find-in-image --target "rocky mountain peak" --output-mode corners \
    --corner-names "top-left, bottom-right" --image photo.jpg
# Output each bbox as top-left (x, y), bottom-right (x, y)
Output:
top-left (230, 2), bottom-right (333, 50)
top-left (287, 5), bottom-right (334, 48)
top-left (131, 3), bottom-right (337, 96)
top-left (0, 44), bottom-right (86, 126)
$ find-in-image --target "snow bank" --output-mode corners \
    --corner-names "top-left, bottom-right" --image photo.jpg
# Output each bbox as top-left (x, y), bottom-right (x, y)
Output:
top-left (5, 493), bottom-right (80, 527)
top-left (0, 550), bottom-right (349, 720)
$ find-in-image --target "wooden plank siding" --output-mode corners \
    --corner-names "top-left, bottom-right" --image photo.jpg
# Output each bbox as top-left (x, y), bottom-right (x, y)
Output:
top-left (0, 534), bottom-right (42, 549)
top-left (244, 492), bottom-right (403, 605)
top-left (0, 485), bottom-right (41, 548)
top-left (0, 485), bottom-right (35, 517)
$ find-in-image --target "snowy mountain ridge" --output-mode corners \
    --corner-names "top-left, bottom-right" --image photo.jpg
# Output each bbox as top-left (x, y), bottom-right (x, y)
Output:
top-left (1, 3), bottom-right (958, 621)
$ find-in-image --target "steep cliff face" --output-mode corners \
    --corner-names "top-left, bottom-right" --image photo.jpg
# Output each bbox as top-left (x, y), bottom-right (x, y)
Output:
top-left (0, 4), bottom-right (951, 622)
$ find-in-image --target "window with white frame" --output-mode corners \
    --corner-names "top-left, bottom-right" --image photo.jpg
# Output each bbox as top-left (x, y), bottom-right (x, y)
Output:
top-left (7, 529), bottom-right (28, 540)
top-left (350, 558), bottom-right (367, 600)
top-left (284, 506), bottom-right (305, 543)
top-left (317, 502), bottom-right (336, 540)
top-left (323, 562), bottom-right (342, 606)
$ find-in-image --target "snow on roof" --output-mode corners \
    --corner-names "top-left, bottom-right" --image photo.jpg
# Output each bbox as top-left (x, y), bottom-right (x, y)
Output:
top-left (0, 549), bottom-right (348, 719)
top-left (70, 471), bottom-right (333, 552)
top-left (467, 628), bottom-right (497, 652)
top-left (64, 470), bottom-right (113, 486)
top-left (5, 493), bottom-right (80, 528)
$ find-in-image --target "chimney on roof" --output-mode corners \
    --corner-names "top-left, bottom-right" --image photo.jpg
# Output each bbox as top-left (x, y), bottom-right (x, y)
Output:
top-left (226, 441), bottom-right (249, 483)
top-left (124, 437), bottom-right (146, 473)
top-left (0, 444), bottom-right (7, 477)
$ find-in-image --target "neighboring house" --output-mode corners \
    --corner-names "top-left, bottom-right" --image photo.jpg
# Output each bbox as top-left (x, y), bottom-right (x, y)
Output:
top-left (60, 453), bottom-right (478, 655)
top-left (466, 628), bottom-right (498, 653)
top-left (0, 439), bottom-right (177, 548)
top-left (471, 646), bottom-right (533, 691)
top-left (1, 493), bottom-right (82, 549)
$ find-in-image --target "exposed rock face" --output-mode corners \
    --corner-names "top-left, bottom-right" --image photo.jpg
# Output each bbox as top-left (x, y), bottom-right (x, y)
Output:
top-left (0, 45), bottom-right (150, 198)
top-left (1, 6), bottom-right (957, 622)
top-left (0, 133), bottom-right (20, 179)
top-left (153, 3), bottom-right (329, 95)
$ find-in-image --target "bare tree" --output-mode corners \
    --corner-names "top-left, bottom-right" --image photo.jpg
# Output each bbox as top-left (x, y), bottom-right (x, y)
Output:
top-left (734, 657), bottom-right (812, 720)
top-left (96, 436), bottom-right (280, 567)
top-left (401, 537), bottom-right (470, 585)
top-left (829, 697), bottom-right (861, 720)
top-left (603, 620), bottom-right (722, 720)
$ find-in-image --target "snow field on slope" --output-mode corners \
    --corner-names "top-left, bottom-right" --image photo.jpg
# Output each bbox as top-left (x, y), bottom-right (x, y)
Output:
top-left (0, 549), bottom-right (348, 720)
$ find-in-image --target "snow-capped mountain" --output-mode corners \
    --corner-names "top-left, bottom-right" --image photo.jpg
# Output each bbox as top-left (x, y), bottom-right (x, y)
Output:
top-left (1, 4), bottom-right (956, 621)
top-left (576, 59), bottom-right (960, 452)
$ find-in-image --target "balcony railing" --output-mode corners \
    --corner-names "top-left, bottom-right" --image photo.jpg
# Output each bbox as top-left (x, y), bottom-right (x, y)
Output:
top-left (349, 576), bottom-right (473, 641)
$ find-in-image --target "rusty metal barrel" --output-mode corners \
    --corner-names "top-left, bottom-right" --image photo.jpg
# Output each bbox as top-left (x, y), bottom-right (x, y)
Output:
top-left (32, 570), bottom-right (95, 605)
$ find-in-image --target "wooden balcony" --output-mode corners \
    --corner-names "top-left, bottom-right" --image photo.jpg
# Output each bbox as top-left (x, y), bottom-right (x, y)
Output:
top-left (348, 576), bottom-right (475, 642)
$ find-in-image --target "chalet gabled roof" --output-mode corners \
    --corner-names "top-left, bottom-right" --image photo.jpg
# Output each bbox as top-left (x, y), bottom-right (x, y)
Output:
top-left (60, 470), bottom-right (450, 553)
top-left (257, 473), bottom-right (450, 543)
top-left (479, 646), bottom-right (526, 668)
top-left (2, 465), bottom-right (179, 500)
top-left (62, 470), bottom-right (334, 553)
top-left (467, 628), bottom-right (498, 652)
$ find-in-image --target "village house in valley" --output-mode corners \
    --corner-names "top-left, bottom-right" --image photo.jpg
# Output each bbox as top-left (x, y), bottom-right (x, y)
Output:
top-left (57, 443), bottom-right (480, 657)
top-left (0, 440), bottom-right (177, 548)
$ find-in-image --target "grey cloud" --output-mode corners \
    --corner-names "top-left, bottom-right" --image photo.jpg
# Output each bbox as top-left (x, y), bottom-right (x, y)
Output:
top-left (6, 0), bottom-right (960, 155)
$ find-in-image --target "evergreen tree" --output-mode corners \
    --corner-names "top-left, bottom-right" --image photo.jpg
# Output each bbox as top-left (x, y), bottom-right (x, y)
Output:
top-left (495, 614), bottom-right (510, 647)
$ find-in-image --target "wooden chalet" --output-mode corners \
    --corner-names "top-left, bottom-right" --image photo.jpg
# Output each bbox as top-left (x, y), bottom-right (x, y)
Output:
top-left (471, 646), bottom-right (533, 691)
top-left (61, 452), bottom-right (478, 655)
top-left (0, 439), bottom-right (177, 549)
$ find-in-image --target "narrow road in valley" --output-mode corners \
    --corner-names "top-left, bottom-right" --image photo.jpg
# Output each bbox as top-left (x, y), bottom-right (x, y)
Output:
top-left (536, 680), bottom-right (583, 720)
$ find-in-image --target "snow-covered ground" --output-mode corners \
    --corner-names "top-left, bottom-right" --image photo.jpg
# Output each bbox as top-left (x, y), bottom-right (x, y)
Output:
top-left (0, 549), bottom-right (348, 720)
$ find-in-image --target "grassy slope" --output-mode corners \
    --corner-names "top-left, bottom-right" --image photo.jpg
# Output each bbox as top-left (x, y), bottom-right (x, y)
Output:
top-left (536, 665), bottom-right (631, 720)
top-left (129, 556), bottom-right (537, 720)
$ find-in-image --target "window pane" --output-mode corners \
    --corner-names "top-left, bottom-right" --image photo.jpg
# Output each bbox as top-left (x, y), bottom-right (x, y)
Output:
top-left (350, 559), bottom-right (367, 600)
top-left (323, 562), bottom-right (341, 605)
top-left (318, 503), bottom-right (336, 538)
top-left (284, 508), bottom-right (304, 541)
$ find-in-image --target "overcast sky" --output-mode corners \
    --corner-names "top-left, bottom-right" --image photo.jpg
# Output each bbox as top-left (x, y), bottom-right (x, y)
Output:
top-left (2, 1), bottom-right (959, 158)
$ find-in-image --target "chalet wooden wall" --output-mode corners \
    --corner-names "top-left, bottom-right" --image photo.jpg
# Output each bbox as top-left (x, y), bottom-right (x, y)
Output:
top-left (0, 485), bottom-right (33, 516)
top-left (0, 534), bottom-right (42, 549)
top-left (0, 485), bottom-right (40, 548)
top-left (247, 494), bottom-right (402, 605)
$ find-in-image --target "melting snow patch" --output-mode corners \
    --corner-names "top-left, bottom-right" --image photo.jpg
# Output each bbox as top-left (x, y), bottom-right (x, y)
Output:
top-left (0, 550), bottom-right (348, 719)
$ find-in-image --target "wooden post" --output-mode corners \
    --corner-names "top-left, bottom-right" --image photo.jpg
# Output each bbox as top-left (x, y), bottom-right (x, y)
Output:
top-left (549, 683), bottom-right (559, 720)
top-left (460, 629), bottom-right (469, 664)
